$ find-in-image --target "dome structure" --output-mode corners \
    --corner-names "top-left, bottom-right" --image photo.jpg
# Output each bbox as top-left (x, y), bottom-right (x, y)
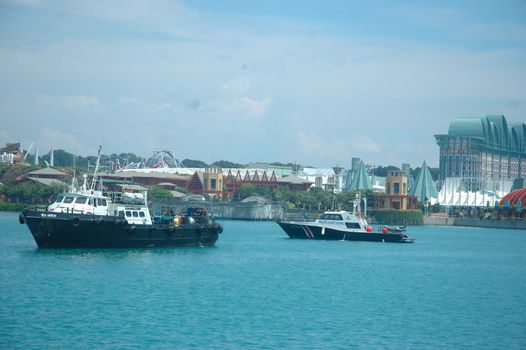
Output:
top-left (499, 188), bottom-right (526, 207)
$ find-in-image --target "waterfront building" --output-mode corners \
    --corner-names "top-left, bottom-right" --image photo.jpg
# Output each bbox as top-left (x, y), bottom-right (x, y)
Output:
top-left (0, 142), bottom-right (24, 164)
top-left (186, 168), bottom-right (225, 199)
top-left (301, 167), bottom-right (344, 193)
top-left (26, 167), bottom-right (70, 182)
top-left (220, 169), bottom-right (279, 199)
top-left (373, 170), bottom-right (417, 210)
top-left (434, 115), bottom-right (526, 192)
top-left (101, 170), bottom-right (189, 188)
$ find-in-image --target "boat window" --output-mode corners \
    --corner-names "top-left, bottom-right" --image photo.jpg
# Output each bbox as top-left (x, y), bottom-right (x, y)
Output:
top-left (125, 211), bottom-right (132, 217)
top-left (132, 211), bottom-right (139, 217)
top-left (346, 223), bottom-right (361, 229)
top-left (118, 211), bottom-right (124, 217)
top-left (101, 199), bottom-right (107, 206)
top-left (55, 195), bottom-right (64, 203)
top-left (320, 214), bottom-right (343, 220)
top-left (63, 197), bottom-right (74, 204)
top-left (139, 212), bottom-right (145, 218)
top-left (75, 196), bottom-right (88, 204)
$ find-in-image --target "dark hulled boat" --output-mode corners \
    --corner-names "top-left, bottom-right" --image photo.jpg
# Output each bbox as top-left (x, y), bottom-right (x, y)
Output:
top-left (19, 209), bottom-right (222, 248)
top-left (18, 147), bottom-right (222, 248)
top-left (277, 196), bottom-right (414, 243)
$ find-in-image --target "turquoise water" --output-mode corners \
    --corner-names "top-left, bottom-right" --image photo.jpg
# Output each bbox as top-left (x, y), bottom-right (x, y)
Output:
top-left (1, 211), bottom-right (525, 349)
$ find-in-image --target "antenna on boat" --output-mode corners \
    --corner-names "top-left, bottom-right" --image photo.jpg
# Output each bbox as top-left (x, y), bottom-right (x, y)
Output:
top-left (90, 146), bottom-right (102, 192)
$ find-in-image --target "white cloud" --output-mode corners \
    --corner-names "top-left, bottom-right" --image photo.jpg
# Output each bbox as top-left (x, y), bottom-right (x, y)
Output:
top-left (297, 130), bottom-right (381, 164)
top-left (35, 95), bottom-right (103, 111)
top-left (118, 96), bottom-right (173, 114)
top-left (36, 127), bottom-right (83, 153)
top-left (239, 97), bottom-right (271, 118)
top-left (351, 134), bottom-right (381, 154)
top-left (221, 78), bottom-right (251, 94)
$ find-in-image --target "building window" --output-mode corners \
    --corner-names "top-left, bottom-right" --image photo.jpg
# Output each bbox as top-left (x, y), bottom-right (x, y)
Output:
top-left (210, 179), bottom-right (217, 190)
top-left (394, 183), bottom-right (400, 194)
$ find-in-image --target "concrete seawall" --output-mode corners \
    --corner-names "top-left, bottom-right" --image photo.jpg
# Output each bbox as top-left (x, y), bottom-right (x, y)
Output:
top-left (454, 218), bottom-right (526, 230)
top-left (152, 199), bottom-right (285, 221)
top-left (425, 216), bottom-right (526, 230)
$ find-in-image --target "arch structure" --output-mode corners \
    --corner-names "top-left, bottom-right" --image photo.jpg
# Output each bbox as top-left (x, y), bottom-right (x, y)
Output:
top-left (435, 115), bottom-right (526, 192)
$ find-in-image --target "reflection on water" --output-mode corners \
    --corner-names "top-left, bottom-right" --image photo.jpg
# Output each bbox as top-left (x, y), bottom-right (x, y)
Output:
top-left (21, 245), bottom-right (216, 262)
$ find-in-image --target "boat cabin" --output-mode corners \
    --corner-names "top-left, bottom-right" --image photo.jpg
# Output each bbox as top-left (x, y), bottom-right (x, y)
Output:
top-left (48, 193), bottom-right (109, 216)
top-left (315, 211), bottom-right (368, 230)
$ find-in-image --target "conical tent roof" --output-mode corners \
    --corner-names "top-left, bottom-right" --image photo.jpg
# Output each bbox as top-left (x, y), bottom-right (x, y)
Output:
top-left (349, 161), bottom-right (372, 190)
top-left (410, 161), bottom-right (438, 202)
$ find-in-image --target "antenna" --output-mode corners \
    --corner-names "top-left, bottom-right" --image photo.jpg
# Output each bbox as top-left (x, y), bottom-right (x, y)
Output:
top-left (50, 148), bottom-right (54, 167)
top-left (89, 146), bottom-right (102, 191)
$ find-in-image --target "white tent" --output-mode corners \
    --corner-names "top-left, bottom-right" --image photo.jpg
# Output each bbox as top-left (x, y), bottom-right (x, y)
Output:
top-left (436, 177), bottom-right (511, 207)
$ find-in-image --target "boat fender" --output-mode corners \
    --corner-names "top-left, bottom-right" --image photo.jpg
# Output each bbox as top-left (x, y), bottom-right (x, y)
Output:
top-left (71, 217), bottom-right (80, 227)
top-left (366, 226), bottom-right (373, 233)
top-left (19, 213), bottom-right (25, 224)
top-left (217, 224), bottom-right (223, 234)
top-left (382, 227), bottom-right (389, 234)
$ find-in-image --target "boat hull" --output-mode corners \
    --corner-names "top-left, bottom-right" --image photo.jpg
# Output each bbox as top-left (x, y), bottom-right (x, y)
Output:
top-left (20, 209), bottom-right (222, 248)
top-left (278, 221), bottom-right (414, 243)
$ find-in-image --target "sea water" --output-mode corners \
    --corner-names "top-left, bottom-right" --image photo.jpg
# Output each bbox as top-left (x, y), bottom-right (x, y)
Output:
top-left (1, 211), bottom-right (525, 349)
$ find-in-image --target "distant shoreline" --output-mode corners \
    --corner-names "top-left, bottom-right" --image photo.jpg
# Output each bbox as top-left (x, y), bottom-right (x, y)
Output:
top-left (424, 216), bottom-right (526, 230)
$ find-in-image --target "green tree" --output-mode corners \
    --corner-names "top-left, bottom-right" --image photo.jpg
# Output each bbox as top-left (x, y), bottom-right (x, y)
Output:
top-left (148, 186), bottom-right (173, 199)
top-left (181, 159), bottom-right (208, 168)
top-left (211, 160), bottom-right (244, 168)
top-left (234, 183), bottom-right (258, 201)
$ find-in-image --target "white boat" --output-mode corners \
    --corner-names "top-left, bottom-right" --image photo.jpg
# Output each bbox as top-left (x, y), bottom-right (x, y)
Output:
top-left (277, 195), bottom-right (414, 243)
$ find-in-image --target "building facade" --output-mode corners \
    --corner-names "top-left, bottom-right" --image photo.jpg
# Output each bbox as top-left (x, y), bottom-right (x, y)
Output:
top-left (435, 115), bottom-right (526, 191)
top-left (373, 170), bottom-right (417, 210)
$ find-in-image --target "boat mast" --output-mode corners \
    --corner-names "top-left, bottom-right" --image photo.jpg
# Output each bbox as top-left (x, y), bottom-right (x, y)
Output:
top-left (90, 146), bottom-right (102, 192)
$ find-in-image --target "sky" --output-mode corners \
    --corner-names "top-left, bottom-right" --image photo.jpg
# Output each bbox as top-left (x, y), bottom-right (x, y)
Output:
top-left (0, 0), bottom-right (525, 168)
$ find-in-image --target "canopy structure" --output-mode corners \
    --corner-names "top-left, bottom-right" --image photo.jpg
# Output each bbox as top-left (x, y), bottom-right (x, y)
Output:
top-left (410, 161), bottom-right (438, 203)
top-left (436, 177), bottom-right (509, 207)
top-left (348, 161), bottom-right (372, 191)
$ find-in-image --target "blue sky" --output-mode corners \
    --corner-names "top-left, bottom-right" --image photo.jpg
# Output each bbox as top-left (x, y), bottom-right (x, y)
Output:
top-left (0, 0), bottom-right (525, 168)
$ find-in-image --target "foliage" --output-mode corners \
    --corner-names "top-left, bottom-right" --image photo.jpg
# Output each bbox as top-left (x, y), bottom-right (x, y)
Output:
top-left (234, 184), bottom-right (258, 201)
top-left (0, 164), bottom-right (30, 184)
top-left (411, 166), bottom-right (440, 181)
top-left (211, 160), bottom-right (244, 168)
top-left (0, 201), bottom-right (27, 212)
top-left (181, 159), bottom-right (208, 168)
top-left (0, 182), bottom-right (64, 204)
top-left (372, 166), bottom-right (400, 177)
top-left (369, 209), bottom-right (424, 225)
top-left (148, 186), bottom-right (173, 199)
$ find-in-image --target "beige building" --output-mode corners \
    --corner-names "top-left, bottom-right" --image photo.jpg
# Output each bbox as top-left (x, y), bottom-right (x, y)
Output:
top-left (374, 170), bottom-right (417, 210)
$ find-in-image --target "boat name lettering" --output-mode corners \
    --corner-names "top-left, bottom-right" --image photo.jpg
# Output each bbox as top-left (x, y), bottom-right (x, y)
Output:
top-left (40, 213), bottom-right (57, 218)
top-left (318, 220), bottom-right (344, 225)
